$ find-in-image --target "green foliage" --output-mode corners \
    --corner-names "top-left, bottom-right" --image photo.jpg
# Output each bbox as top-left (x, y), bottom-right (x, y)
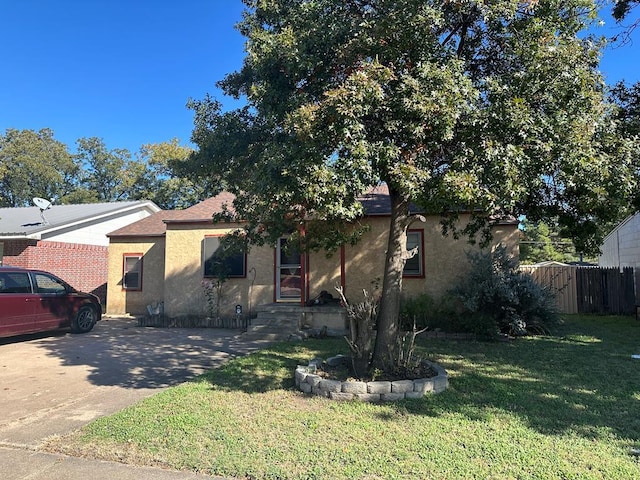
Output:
top-left (137, 139), bottom-right (204, 209)
top-left (399, 293), bottom-right (437, 331)
top-left (451, 246), bottom-right (560, 337)
top-left (185, 0), bottom-right (632, 253)
top-left (613, 0), bottom-right (638, 21)
top-left (519, 219), bottom-right (592, 264)
top-left (182, 0), bottom-right (635, 367)
top-left (0, 128), bottom-right (202, 208)
top-left (75, 137), bottom-right (147, 202)
top-left (0, 128), bottom-right (79, 206)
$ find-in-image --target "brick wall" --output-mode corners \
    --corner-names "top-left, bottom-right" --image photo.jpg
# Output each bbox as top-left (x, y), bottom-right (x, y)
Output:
top-left (1, 240), bottom-right (108, 303)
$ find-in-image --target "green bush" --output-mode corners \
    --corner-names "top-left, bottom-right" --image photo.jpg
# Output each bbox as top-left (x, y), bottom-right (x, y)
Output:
top-left (399, 293), bottom-right (462, 332)
top-left (450, 245), bottom-right (560, 337)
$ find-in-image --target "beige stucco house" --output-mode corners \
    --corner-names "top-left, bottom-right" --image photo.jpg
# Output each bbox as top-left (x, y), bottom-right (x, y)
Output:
top-left (106, 186), bottom-right (519, 322)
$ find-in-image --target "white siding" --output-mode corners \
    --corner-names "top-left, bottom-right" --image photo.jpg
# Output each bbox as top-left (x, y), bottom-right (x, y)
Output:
top-left (599, 214), bottom-right (640, 269)
top-left (45, 210), bottom-right (155, 246)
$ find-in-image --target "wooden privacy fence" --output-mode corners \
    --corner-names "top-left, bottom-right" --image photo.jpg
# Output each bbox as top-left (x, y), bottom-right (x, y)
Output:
top-left (520, 265), bottom-right (637, 315)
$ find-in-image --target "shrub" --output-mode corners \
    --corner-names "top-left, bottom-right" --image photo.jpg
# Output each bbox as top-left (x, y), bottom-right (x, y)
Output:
top-left (450, 245), bottom-right (560, 337)
top-left (399, 293), bottom-right (435, 330)
top-left (399, 293), bottom-right (459, 332)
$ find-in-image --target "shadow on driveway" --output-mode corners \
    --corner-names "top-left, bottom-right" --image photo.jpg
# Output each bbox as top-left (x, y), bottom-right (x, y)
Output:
top-left (27, 317), bottom-right (270, 389)
top-left (0, 317), bottom-right (272, 447)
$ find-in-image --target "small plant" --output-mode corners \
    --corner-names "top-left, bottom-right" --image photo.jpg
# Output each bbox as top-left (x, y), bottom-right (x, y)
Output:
top-left (335, 286), bottom-right (377, 379)
top-left (391, 317), bottom-right (428, 378)
top-left (202, 279), bottom-right (225, 320)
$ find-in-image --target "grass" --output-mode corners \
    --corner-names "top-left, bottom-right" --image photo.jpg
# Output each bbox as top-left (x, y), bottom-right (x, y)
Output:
top-left (44, 315), bottom-right (640, 479)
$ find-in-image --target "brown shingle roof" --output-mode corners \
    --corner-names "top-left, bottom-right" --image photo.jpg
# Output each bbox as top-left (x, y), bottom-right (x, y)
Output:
top-left (107, 192), bottom-right (237, 237)
top-left (164, 191), bottom-right (236, 223)
top-left (107, 210), bottom-right (181, 237)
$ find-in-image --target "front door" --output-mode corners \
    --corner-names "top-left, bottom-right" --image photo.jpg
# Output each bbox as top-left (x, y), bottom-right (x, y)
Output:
top-left (276, 238), bottom-right (301, 302)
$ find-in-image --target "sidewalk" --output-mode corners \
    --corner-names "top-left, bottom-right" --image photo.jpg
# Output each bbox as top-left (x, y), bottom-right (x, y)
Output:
top-left (1, 446), bottom-right (226, 479)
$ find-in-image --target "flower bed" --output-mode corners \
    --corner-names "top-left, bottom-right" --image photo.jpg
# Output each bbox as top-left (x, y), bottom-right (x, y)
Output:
top-left (294, 359), bottom-right (448, 402)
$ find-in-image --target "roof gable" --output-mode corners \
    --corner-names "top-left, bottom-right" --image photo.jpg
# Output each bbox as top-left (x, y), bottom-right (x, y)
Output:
top-left (0, 201), bottom-right (160, 239)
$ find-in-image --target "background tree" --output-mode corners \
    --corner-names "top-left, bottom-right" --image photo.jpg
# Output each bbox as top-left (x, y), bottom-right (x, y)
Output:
top-left (75, 137), bottom-right (147, 202)
top-left (185, 0), bottom-right (632, 372)
top-left (610, 81), bottom-right (640, 138)
top-left (136, 139), bottom-right (203, 209)
top-left (607, 81), bottom-right (640, 212)
top-left (519, 219), bottom-right (592, 264)
top-left (0, 128), bottom-right (79, 207)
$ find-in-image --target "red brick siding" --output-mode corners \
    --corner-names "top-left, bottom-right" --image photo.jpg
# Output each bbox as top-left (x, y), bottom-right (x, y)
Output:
top-left (2, 240), bottom-right (108, 303)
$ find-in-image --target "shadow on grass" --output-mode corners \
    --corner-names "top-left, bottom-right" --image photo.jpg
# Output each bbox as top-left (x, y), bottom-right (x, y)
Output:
top-left (391, 316), bottom-right (640, 443)
top-left (195, 338), bottom-right (348, 393)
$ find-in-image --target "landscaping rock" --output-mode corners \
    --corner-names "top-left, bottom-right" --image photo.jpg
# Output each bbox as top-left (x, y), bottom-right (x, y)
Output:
top-left (381, 393), bottom-right (405, 402)
top-left (319, 379), bottom-right (342, 393)
top-left (326, 355), bottom-right (350, 367)
top-left (367, 381), bottom-right (392, 394)
top-left (329, 392), bottom-right (355, 401)
top-left (341, 381), bottom-right (368, 394)
top-left (391, 380), bottom-right (414, 393)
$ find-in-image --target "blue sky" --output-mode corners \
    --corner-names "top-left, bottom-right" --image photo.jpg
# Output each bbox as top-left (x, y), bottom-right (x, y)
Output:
top-left (1, 1), bottom-right (638, 155)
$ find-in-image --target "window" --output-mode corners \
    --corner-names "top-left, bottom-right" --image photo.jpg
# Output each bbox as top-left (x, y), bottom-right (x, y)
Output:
top-left (34, 273), bottom-right (67, 294)
top-left (203, 236), bottom-right (246, 278)
top-left (403, 230), bottom-right (424, 277)
top-left (123, 254), bottom-right (143, 290)
top-left (0, 272), bottom-right (31, 294)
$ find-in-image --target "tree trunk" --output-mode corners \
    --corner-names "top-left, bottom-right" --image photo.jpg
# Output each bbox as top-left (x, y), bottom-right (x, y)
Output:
top-left (371, 187), bottom-right (411, 371)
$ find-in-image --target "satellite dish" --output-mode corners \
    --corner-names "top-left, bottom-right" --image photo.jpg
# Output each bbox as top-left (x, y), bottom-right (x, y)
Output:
top-left (33, 197), bottom-right (52, 210)
top-left (32, 197), bottom-right (53, 225)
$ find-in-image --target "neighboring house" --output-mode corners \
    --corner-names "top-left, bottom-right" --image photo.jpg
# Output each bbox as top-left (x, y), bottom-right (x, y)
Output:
top-left (599, 213), bottom-right (640, 269)
top-left (106, 186), bottom-right (519, 321)
top-left (0, 201), bottom-right (161, 303)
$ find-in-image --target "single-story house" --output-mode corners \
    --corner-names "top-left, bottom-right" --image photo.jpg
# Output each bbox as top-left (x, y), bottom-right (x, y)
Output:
top-left (599, 213), bottom-right (640, 269)
top-left (0, 200), bottom-right (160, 302)
top-left (106, 185), bottom-right (519, 324)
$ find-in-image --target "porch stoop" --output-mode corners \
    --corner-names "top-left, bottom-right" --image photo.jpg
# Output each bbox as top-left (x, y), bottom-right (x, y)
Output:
top-left (244, 304), bottom-right (302, 341)
top-left (244, 304), bottom-right (348, 341)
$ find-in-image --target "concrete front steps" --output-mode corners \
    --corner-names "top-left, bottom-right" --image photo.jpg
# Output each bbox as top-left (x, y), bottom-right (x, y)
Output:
top-left (244, 304), bottom-right (302, 341)
top-left (244, 303), bottom-right (348, 341)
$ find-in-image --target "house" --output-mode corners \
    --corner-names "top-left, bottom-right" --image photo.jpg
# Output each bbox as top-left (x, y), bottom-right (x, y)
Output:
top-left (599, 213), bottom-right (640, 269)
top-left (106, 186), bottom-right (519, 330)
top-left (0, 200), bottom-right (160, 302)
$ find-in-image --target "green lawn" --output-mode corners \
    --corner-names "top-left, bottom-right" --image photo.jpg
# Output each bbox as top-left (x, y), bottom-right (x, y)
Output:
top-left (45, 315), bottom-right (640, 479)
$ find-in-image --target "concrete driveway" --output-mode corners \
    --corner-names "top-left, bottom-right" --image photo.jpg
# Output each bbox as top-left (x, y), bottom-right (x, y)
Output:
top-left (0, 316), bottom-right (272, 448)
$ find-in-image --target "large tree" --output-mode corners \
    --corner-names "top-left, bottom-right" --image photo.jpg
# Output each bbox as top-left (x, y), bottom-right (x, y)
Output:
top-left (75, 137), bottom-right (147, 202)
top-left (609, 81), bottom-right (640, 211)
top-left (186, 0), bottom-right (634, 371)
top-left (137, 139), bottom-right (204, 209)
top-left (0, 128), bottom-right (79, 207)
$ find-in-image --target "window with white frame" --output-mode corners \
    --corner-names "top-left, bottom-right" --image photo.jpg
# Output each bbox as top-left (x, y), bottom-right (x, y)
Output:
top-left (403, 230), bottom-right (424, 276)
top-left (123, 254), bottom-right (143, 290)
top-left (203, 236), bottom-right (246, 278)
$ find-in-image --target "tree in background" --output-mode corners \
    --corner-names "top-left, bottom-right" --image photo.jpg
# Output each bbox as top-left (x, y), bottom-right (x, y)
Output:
top-left (185, 0), bottom-right (634, 372)
top-left (0, 129), bottom-right (201, 208)
top-left (137, 139), bottom-right (204, 209)
top-left (74, 137), bottom-right (149, 203)
top-left (519, 219), bottom-right (589, 265)
top-left (610, 81), bottom-right (640, 138)
top-left (608, 81), bottom-right (640, 212)
top-left (0, 128), bottom-right (79, 207)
